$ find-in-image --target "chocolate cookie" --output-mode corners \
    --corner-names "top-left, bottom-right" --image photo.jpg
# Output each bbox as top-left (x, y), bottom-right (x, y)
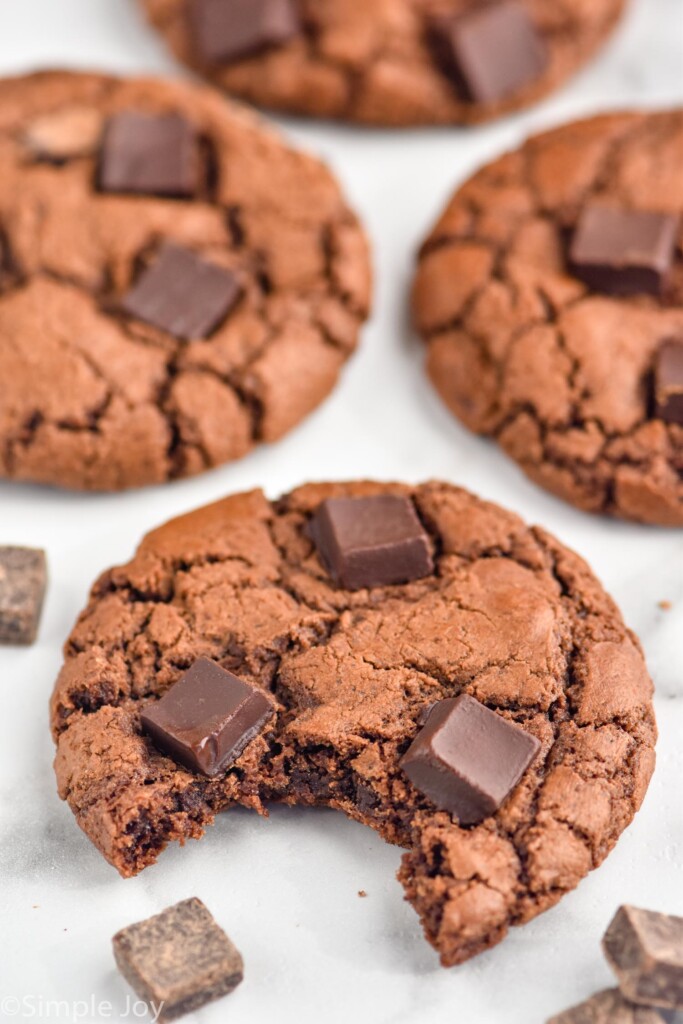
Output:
top-left (0, 72), bottom-right (370, 491)
top-left (51, 481), bottom-right (656, 967)
top-left (414, 112), bottom-right (683, 525)
top-left (139, 0), bottom-right (627, 127)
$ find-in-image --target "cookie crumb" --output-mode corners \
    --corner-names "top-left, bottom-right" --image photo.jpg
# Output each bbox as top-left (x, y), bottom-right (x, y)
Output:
top-left (358, 890), bottom-right (367, 898)
top-left (658, 600), bottom-right (672, 611)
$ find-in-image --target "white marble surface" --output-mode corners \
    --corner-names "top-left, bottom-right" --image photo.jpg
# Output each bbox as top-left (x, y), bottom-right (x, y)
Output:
top-left (0, 1), bottom-right (682, 1022)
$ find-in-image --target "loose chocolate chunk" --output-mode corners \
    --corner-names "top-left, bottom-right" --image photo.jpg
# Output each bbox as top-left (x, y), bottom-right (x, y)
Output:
top-left (99, 112), bottom-right (200, 198)
top-left (547, 987), bottom-right (671, 1024)
top-left (113, 898), bottom-right (243, 1022)
top-left (603, 906), bottom-right (683, 1009)
top-left (141, 657), bottom-right (274, 776)
top-left (569, 206), bottom-right (678, 296)
top-left (308, 495), bottom-right (434, 590)
top-left (190, 0), bottom-right (300, 66)
top-left (654, 339), bottom-right (683, 426)
top-left (428, 1), bottom-right (548, 105)
top-left (0, 546), bottom-right (47, 645)
top-left (121, 243), bottom-right (242, 340)
top-left (400, 694), bottom-right (540, 825)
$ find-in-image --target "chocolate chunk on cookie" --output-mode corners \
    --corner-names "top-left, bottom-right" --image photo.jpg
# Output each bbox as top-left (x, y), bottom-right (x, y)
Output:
top-left (308, 495), bottom-right (434, 590)
top-left (603, 906), bottom-right (683, 1010)
top-left (428, 2), bottom-right (548, 105)
top-left (654, 340), bottom-right (683, 425)
top-left (0, 71), bottom-right (370, 491)
top-left (121, 244), bottom-right (242, 340)
top-left (99, 112), bottom-right (200, 198)
top-left (0, 546), bottom-right (47, 645)
top-left (140, 0), bottom-right (626, 127)
top-left (189, 0), bottom-right (301, 66)
top-left (141, 657), bottom-right (274, 776)
top-left (414, 111), bottom-right (683, 525)
top-left (400, 694), bottom-right (540, 824)
top-left (51, 481), bottom-right (656, 967)
top-left (569, 206), bottom-right (678, 297)
top-left (113, 898), bottom-right (243, 1021)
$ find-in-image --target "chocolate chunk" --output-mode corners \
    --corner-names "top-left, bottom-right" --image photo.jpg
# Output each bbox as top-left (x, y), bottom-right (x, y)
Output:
top-left (141, 658), bottom-right (274, 776)
top-left (569, 205), bottom-right (678, 296)
top-left (547, 987), bottom-right (670, 1024)
top-left (400, 694), bottom-right (540, 825)
top-left (113, 898), bottom-right (243, 1021)
top-left (99, 112), bottom-right (200, 198)
top-left (603, 906), bottom-right (683, 1009)
top-left (654, 339), bottom-right (683, 426)
top-left (429, 2), bottom-right (548, 104)
top-left (121, 243), bottom-right (242, 340)
top-left (308, 495), bottom-right (434, 590)
top-left (0, 546), bottom-right (47, 645)
top-left (190, 0), bottom-right (300, 66)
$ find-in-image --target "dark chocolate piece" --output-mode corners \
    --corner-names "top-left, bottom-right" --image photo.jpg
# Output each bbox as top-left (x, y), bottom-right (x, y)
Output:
top-left (121, 243), bottom-right (242, 340)
top-left (190, 0), bottom-right (300, 66)
top-left (603, 906), bottom-right (683, 1010)
top-left (400, 694), bottom-right (540, 825)
top-left (141, 658), bottom-right (273, 776)
top-left (654, 339), bottom-right (683, 426)
top-left (99, 112), bottom-right (200, 198)
top-left (113, 898), bottom-right (243, 1022)
top-left (547, 987), bottom-right (670, 1024)
top-left (569, 205), bottom-right (678, 296)
top-left (309, 495), bottom-right (434, 590)
top-left (0, 546), bottom-right (47, 645)
top-left (429, 1), bottom-right (548, 105)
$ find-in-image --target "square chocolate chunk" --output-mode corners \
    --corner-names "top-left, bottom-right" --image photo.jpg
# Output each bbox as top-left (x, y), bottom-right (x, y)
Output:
top-left (654, 339), bottom-right (683, 426)
top-left (121, 243), bottom-right (242, 340)
top-left (113, 898), bottom-right (243, 1022)
top-left (99, 112), bottom-right (200, 198)
top-left (141, 658), bottom-right (274, 776)
top-left (569, 205), bottom-right (678, 296)
top-left (0, 546), bottom-right (47, 645)
top-left (400, 694), bottom-right (540, 825)
top-left (603, 906), bottom-right (683, 1010)
top-left (429, 1), bottom-right (548, 105)
top-left (309, 495), bottom-right (434, 591)
top-left (190, 0), bottom-right (301, 66)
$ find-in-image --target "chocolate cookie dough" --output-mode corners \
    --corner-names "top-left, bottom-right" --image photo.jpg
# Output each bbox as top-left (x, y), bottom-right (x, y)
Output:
top-left (51, 481), bottom-right (656, 967)
top-left (0, 72), bottom-right (370, 491)
top-left (414, 111), bottom-right (683, 525)
top-left (139, 0), bottom-right (626, 127)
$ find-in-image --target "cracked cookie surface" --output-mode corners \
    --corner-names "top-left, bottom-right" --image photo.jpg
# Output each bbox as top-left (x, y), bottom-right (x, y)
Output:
top-left (140, 0), bottom-right (626, 127)
top-left (50, 480), bottom-right (656, 966)
top-left (414, 111), bottom-right (683, 525)
top-left (0, 72), bottom-right (370, 491)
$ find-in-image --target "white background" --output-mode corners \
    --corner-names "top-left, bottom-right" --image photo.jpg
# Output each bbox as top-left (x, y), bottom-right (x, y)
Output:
top-left (0, 1), bottom-right (681, 1022)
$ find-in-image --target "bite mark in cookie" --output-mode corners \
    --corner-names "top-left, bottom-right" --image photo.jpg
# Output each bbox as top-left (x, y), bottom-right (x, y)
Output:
top-left (51, 481), bottom-right (656, 967)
